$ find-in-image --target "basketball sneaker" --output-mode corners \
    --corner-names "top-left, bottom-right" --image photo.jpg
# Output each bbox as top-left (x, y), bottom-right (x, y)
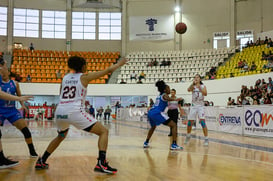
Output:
top-left (35, 157), bottom-right (49, 170)
top-left (203, 139), bottom-right (209, 147)
top-left (170, 143), bottom-right (183, 150)
top-left (94, 159), bottom-right (117, 174)
top-left (143, 141), bottom-right (149, 148)
top-left (30, 151), bottom-right (38, 158)
top-left (0, 157), bottom-right (19, 169)
top-left (184, 136), bottom-right (191, 144)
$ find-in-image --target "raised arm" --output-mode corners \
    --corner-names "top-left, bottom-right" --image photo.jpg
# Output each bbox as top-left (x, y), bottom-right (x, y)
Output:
top-left (81, 58), bottom-right (129, 87)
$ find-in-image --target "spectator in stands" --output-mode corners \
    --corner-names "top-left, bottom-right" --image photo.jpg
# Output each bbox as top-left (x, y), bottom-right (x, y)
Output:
top-left (255, 79), bottom-right (262, 88)
top-left (29, 43), bottom-right (34, 51)
top-left (263, 93), bottom-right (272, 104)
top-left (263, 60), bottom-right (273, 69)
top-left (254, 85), bottom-right (262, 99)
top-left (120, 79), bottom-right (126, 84)
top-left (166, 58), bottom-right (171, 66)
top-left (253, 99), bottom-right (259, 105)
top-left (56, 70), bottom-right (61, 79)
top-left (138, 71), bottom-right (146, 81)
top-left (130, 70), bottom-right (137, 80)
top-left (209, 101), bottom-right (214, 106)
top-left (268, 77), bottom-right (273, 85)
top-left (89, 105), bottom-right (95, 117)
top-left (268, 38), bottom-right (273, 47)
top-left (255, 37), bottom-right (262, 46)
top-left (250, 61), bottom-right (257, 71)
top-left (264, 36), bottom-right (269, 45)
top-left (227, 97), bottom-right (233, 106)
top-left (242, 61), bottom-right (249, 71)
top-left (237, 60), bottom-right (244, 68)
top-left (249, 86), bottom-right (256, 98)
top-left (160, 59), bottom-right (167, 67)
top-left (136, 79), bottom-right (143, 84)
top-left (27, 74), bottom-right (31, 82)
top-left (104, 106), bottom-right (112, 121)
top-left (230, 73), bottom-right (234, 78)
top-left (175, 78), bottom-right (179, 83)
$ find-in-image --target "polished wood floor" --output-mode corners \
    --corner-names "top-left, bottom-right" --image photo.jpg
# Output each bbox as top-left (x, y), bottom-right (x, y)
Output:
top-left (1, 119), bottom-right (273, 181)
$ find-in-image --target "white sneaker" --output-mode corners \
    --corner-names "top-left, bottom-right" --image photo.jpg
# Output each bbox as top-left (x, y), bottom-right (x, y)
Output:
top-left (184, 136), bottom-right (191, 144)
top-left (203, 139), bottom-right (209, 146)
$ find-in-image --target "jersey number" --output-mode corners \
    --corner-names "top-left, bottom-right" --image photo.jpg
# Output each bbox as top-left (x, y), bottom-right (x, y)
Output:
top-left (62, 86), bottom-right (76, 99)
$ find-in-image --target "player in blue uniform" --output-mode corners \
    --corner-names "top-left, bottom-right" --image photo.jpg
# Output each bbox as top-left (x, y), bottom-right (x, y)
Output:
top-left (0, 60), bottom-right (38, 157)
top-left (143, 80), bottom-right (183, 150)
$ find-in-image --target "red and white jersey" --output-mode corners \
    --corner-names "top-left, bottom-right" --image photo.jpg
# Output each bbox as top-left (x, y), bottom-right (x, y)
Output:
top-left (58, 73), bottom-right (87, 108)
top-left (192, 84), bottom-right (205, 106)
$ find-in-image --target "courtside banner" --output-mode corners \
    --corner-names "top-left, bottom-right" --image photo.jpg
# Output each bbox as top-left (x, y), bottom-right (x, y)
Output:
top-left (204, 107), bottom-right (218, 131)
top-left (218, 107), bottom-right (243, 134)
top-left (129, 15), bottom-right (174, 41)
top-left (244, 106), bottom-right (273, 137)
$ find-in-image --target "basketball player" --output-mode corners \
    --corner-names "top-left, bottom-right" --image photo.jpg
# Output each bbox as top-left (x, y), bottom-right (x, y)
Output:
top-left (184, 74), bottom-right (209, 146)
top-left (0, 58), bottom-right (33, 169)
top-left (0, 58), bottom-right (38, 157)
top-left (35, 56), bottom-right (128, 174)
top-left (143, 80), bottom-right (183, 150)
top-left (167, 89), bottom-right (185, 136)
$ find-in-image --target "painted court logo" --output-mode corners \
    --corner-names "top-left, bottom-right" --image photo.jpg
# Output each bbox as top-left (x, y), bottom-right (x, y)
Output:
top-left (218, 114), bottom-right (241, 126)
top-left (146, 18), bottom-right (157, 31)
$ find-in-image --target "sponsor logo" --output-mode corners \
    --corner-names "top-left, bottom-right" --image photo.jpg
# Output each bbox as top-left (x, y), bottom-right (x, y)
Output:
top-left (56, 115), bottom-right (68, 119)
top-left (245, 110), bottom-right (273, 127)
top-left (218, 114), bottom-right (241, 126)
top-left (244, 110), bottom-right (273, 133)
top-left (146, 18), bottom-right (157, 31)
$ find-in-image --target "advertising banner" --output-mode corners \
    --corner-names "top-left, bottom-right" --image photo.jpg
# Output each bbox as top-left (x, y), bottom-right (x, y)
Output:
top-left (129, 15), bottom-right (174, 41)
top-left (218, 107), bottom-right (243, 134)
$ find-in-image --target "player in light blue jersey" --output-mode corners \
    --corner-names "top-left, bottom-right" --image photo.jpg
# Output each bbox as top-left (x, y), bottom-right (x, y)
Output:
top-left (143, 80), bottom-right (183, 150)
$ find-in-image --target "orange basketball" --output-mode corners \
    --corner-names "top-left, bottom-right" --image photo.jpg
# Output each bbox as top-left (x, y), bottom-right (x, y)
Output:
top-left (175, 22), bottom-right (187, 34)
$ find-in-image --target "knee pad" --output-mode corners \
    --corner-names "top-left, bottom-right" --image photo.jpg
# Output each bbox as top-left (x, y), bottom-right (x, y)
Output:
top-left (21, 127), bottom-right (31, 139)
top-left (187, 120), bottom-right (192, 127)
top-left (58, 128), bottom-right (69, 138)
top-left (200, 120), bottom-right (206, 128)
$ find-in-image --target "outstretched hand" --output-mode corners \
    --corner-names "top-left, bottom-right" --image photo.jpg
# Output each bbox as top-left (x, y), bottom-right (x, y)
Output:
top-left (19, 96), bottom-right (33, 102)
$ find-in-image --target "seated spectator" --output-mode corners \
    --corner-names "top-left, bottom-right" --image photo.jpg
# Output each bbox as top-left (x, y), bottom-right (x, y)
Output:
top-left (263, 60), bottom-right (273, 69)
top-left (120, 79), bottom-right (127, 84)
top-left (166, 58), bottom-right (171, 66)
top-left (237, 60), bottom-right (244, 68)
top-left (227, 97), bottom-right (233, 106)
top-left (268, 38), bottom-right (273, 47)
top-left (175, 78), bottom-right (179, 83)
top-left (264, 36), bottom-right (269, 45)
top-left (243, 61), bottom-right (249, 71)
top-left (104, 105), bottom-right (112, 121)
top-left (138, 71), bottom-right (146, 81)
top-left (56, 70), bottom-right (61, 79)
top-left (130, 70), bottom-right (137, 80)
top-left (255, 37), bottom-right (262, 46)
top-left (29, 43), bottom-right (34, 51)
top-left (27, 74), bottom-right (31, 82)
top-left (160, 59), bottom-right (167, 67)
top-left (250, 61), bottom-right (257, 71)
top-left (137, 79), bottom-right (143, 84)
top-left (230, 73), bottom-right (234, 78)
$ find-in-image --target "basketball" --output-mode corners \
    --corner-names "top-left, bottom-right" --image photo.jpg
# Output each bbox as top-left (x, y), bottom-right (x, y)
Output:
top-left (175, 22), bottom-right (187, 34)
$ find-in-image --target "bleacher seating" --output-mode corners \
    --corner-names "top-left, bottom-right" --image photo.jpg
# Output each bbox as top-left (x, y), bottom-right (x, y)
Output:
top-left (11, 49), bottom-right (120, 83)
top-left (118, 47), bottom-right (235, 84)
top-left (216, 45), bottom-right (271, 79)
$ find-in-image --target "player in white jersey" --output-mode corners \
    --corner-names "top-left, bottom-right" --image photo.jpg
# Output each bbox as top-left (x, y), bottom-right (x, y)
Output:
top-left (184, 74), bottom-right (209, 146)
top-left (35, 56), bottom-right (128, 174)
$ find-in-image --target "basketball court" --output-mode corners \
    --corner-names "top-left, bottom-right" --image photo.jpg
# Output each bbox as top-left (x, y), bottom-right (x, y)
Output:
top-left (0, 119), bottom-right (272, 181)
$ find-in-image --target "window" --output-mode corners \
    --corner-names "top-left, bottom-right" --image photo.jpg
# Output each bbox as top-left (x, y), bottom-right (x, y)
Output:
top-left (42, 10), bottom-right (66, 39)
top-left (13, 8), bottom-right (39, 38)
top-left (213, 32), bottom-right (230, 49)
top-left (72, 12), bottom-right (96, 40)
top-left (0, 7), bottom-right (7, 36)
top-left (236, 30), bottom-right (253, 50)
top-left (99, 12), bottom-right (121, 40)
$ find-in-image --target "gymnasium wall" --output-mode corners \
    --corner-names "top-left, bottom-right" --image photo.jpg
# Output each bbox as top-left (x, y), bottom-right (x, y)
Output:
top-left (19, 72), bottom-right (273, 106)
top-left (1, 0), bottom-right (273, 53)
